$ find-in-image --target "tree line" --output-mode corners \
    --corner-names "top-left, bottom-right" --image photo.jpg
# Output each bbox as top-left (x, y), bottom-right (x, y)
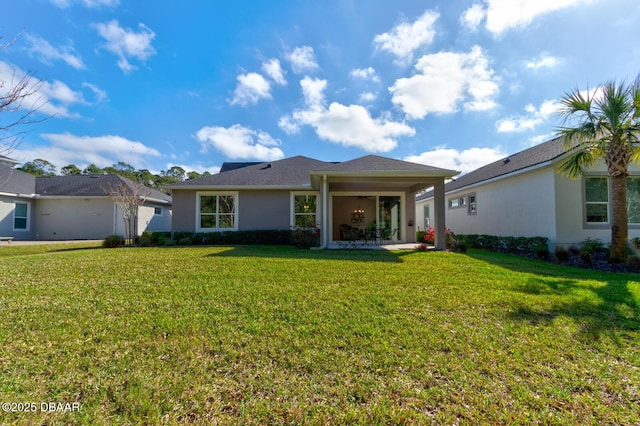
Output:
top-left (17, 158), bottom-right (211, 191)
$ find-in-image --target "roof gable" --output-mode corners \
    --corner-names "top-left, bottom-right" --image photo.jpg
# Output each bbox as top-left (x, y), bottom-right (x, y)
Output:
top-left (0, 165), bottom-right (36, 195)
top-left (417, 136), bottom-right (576, 200)
top-left (314, 155), bottom-right (457, 174)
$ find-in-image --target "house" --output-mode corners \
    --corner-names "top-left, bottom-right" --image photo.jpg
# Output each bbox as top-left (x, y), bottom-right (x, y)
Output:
top-left (416, 136), bottom-right (640, 249)
top-left (170, 155), bottom-right (459, 249)
top-left (0, 161), bottom-right (172, 241)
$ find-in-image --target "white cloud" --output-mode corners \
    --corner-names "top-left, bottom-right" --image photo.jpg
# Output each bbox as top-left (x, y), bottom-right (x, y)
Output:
top-left (350, 67), bottom-right (380, 82)
top-left (93, 20), bottom-right (156, 73)
top-left (464, 0), bottom-right (586, 35)
top-left (525, 54), bottom-right (561, 69)
top-left (196, 124), bottom-right (285, 161)
top-left (262, 58), bottom-right (286, 85)
top-left (279, 77), bottom-right (415, 152)
top-left (0, 61), bottom-right (87, 118)
top-left (460, 4), bottom-right (487, 31)
top-left (373, 10), bottom-right (439, 65)
top-left (405, 146), bottom-right (507, 174)
top-left (230, 72), bottom-right (271, 106)
top-left (359, 92), bottom-right (377, 103)
top-left (389, 45), bottom-right (499, 119)
top-left (496, 99), bottom-right (559, 132)
top-left (25, 34), bottom-right (86, 70)
top-left (14, 132), bottom-right (160, 170)
top-left (50, 0), bottom-right (119, 8)
top-left (286, 46), bottom-right (319, 74)
top-left (81, 82), bottom-right (108, 103)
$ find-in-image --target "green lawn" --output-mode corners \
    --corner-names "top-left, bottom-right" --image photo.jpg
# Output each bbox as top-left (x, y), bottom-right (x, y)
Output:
top-left (0, 243), bottom-right (638, 424)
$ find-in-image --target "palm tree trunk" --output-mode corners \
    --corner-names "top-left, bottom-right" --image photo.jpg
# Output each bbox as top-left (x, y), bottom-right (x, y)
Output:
top-left (609, 174), bottom-right (629, 262)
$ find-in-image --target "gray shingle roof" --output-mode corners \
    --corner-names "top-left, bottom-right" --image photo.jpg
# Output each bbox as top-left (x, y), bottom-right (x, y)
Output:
top-left (0, 165), bottom-right (36, 195)
top-left (36, 175), bottom-right (172, 203)
top-left (417, 136), bottom-right (574, 200)
top-left (313, 154), bottom-right (458, 174)
top-left (171, 156), bottom-right (335, 188)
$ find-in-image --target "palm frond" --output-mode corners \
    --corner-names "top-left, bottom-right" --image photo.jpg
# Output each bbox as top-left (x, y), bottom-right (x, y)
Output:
top-left (556, 149), bottom-right (596, 179)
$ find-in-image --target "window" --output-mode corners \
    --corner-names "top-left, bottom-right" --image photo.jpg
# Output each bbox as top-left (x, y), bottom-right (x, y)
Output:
top-left (448, 195), bottom-right (469, 210)
top-left (585, 177), bottom-right (608, 223)
top-left (154, 207), bottom-right (163, 215)
top-left (468, 194), bottom-right (477, 215)
top-left (292, 193), bottom-right (317, 228)
top-left (423, 205), bottom-right (430, 228)
top-left (14, 202), bottom-right (29, 230)
top-left (197, 193), bottom-right (237, 231)
top-left (628, 177), bottom-right (640, 224)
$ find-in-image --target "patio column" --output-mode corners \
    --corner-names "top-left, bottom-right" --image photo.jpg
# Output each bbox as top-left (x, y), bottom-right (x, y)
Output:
top-left (433, 179), bottom-right (446, 250)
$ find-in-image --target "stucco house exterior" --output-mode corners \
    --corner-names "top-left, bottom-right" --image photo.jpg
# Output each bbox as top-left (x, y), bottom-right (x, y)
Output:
top-left (416, 136), bottom-right (640, 250)
top-left (170, 155), bottom-right (458, 249)
top-left (0, 161), bottom-right (172, 241)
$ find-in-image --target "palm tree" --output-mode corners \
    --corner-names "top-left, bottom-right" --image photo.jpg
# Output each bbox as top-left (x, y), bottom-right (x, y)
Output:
top-left (556, 77), bottom-right (640, 262)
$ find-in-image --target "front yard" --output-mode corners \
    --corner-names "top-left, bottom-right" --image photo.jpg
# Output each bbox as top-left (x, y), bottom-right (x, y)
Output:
top-left (0, 243), bottom-right (638, 424)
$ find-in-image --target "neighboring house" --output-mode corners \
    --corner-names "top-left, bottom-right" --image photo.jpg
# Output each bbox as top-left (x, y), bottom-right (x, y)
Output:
top-left (0, 163), bottom-right (172, 241)
top-left (170, 155), bottom-right (458, 249)
top-left (416, 136), bottom-right (640, 249)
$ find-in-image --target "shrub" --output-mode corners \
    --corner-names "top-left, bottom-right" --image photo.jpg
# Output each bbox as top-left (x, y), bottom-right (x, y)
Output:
top-left (103, 234), bottom-right (124, 248)
top-left (626, 255), bottom-right (640, 272)
top-left (453, 239), bottom-right (468, 253)
top-left (420, 227), bottom-right (455, 249)
top-left (414, 243), bottom-right (428, 252)
top-left (579, 238), bottom-right (605, 265)
top-left (555, 246), bottom-right (570, 262)
top-left (177, 237), bottom-right (193, 246)
top-left (534, 243), bottom-right (549, 260)
top-left (138, 233), bottom-right (153, 247)
top-left (290, 227), bottom-right (320, 249)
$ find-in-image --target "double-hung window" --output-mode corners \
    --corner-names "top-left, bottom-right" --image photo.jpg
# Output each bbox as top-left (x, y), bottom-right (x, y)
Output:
top-left (292, 193), bottom-right (318, 228)
top-left (584, 177), bottom-right (609, 223)
top-left (14, 202), bottom-right (29, 230)
top-left (197, 192), bottom-right (237, 231)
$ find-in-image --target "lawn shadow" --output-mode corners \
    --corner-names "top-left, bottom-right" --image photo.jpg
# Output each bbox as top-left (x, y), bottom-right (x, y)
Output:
top-left (202, 244), bottom-right (411, 263)
top-left (465, 250), bottom-right (640, 341)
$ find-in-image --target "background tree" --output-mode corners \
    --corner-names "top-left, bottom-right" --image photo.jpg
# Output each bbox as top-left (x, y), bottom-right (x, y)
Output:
top-left (61, 164), bottom-right (82, 175)
top-left (1, 34), bottom-right (45, 158)
top-left (17, 158), bottom-right (56, 176)
top-left (556, 77), bottom-right (640, 262)
top-left (83, 164), bottom-right (103, 175)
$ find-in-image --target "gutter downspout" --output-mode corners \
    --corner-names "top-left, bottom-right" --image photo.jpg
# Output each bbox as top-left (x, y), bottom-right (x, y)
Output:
top-left (319, 174), bottom-right (329, 249)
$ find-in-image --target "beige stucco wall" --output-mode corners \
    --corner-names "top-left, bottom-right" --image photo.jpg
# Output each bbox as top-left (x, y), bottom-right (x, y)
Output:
top-left (417, 160), bottom-right (640, 248)
top-left (34, 198), bottom-right (115, 240)
top-left (0, 196), bottom-right (36, 240)
top-left (138, 203), bottom-right (172, 233)
top-left (554, 161), bottom-right (640, 248)
top-left (416, 167), bottom-right (557, 241)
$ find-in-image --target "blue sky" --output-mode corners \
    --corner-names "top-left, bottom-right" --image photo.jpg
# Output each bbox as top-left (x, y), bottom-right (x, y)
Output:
top-left (2, 0), bottom-right (640, 175)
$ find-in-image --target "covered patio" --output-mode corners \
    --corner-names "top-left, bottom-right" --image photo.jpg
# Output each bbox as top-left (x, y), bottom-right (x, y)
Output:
top-left (310, 156), bottom-right (459, 250)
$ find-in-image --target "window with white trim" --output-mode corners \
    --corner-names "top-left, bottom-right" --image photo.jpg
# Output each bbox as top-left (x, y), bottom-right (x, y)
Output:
top-left (585, 177), bottom-right (609, 223)
top-left (14, 202), bottom-right (29, 230)
top-left (468, 194), bottom-right (477, 215)
top-left (291, 193), bottom-right (318, 228)
top-left (197, 192), bottom-right (237, 231)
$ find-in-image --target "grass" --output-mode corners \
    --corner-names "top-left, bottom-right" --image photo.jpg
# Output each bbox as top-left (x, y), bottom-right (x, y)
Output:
top-left (0, 243), bottom-right (638, 424)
